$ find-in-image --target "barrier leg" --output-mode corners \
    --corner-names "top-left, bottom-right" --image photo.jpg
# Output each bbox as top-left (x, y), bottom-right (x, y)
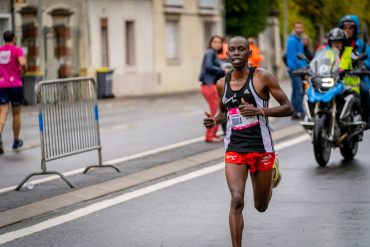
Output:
top-left (83, 165), bottom-right (121, 174)
top-left (15, 171), bottom-right (76, 191)
top-left (83, 149), bottom-right (121, 173)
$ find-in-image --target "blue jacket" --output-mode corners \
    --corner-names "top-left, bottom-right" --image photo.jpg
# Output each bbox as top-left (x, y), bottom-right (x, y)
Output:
top-left (199, 49), bottom-right (225, 85)
top-left (338, 15), bottom-right (370, 88)
top-left (286, 31), bottom-right (307, 70)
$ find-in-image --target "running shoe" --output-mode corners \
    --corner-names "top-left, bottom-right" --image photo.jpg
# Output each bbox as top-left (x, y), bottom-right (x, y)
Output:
top-left (272, 157), bottom-right (282, 189)
top-left (12, 139), bottom-right (23, 150)
top-left (0, 137), bottom-right (3, 154)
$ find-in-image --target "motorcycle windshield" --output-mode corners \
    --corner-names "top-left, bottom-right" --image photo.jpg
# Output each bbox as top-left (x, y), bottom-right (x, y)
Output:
top-left (310, 48), bottom-right (341, 76)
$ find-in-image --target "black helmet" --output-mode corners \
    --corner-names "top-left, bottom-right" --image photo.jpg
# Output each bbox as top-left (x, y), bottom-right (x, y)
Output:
top-left (328, 28), bottom-right (348, 46)
top-left (339, 16), bottom-right (356, 29)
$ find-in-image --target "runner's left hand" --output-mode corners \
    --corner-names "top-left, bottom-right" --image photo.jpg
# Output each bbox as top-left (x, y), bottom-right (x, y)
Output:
top-left (239, 98), bottom-right (259, 117)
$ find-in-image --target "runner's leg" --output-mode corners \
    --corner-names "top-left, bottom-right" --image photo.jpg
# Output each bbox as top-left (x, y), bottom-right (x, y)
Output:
top-left (0, 103), bottom-right (9, 134)
top-left (225, 162), bottom-right (248, 247)
top-left (12, 106), bottom-right (21, 140)
top-left (250, 169), bottom-right (273, 212)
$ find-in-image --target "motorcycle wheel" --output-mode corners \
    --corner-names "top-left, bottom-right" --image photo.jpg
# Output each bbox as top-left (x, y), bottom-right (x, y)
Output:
top-left (340, 140), bottom-right (358, 160)
top-left (313, 114), bottom-right (331, 167)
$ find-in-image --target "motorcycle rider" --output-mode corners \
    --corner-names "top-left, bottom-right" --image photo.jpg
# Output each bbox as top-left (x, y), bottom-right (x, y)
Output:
top-left (327, 28), bottom-right (365, 128)
top-left (338, 15), bottom-right (370, 127)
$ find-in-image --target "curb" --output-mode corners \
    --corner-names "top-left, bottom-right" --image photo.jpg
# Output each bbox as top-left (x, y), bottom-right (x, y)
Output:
top-left (0, 124), bottom-right (305, 228)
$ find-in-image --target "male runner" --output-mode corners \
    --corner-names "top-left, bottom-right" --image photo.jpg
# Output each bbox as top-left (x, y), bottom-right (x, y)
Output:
top-left (0, 30), bottom-right (27, 154)
top-left (203, 36), bottom-right (293, 247)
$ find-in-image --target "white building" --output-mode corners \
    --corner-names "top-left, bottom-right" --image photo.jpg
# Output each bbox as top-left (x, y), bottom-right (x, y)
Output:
top-left (13, 0), bottom-right (224, 97)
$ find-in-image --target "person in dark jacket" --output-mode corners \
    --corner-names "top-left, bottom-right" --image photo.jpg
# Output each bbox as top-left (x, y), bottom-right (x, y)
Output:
top-left (338, 15), bottom-right (370, 127)
top-left (199, 35), bottom-right (228, 142)
top-left (301, 33), bottom-right (313, 61)
top-left (286, 21), bottom-right (307, 119)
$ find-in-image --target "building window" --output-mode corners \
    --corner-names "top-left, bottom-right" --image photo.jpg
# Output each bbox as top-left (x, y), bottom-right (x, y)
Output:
top-left (15, 0), bottom-right (27, 7)
top-left (125, 21), bottom-right (135, 66)
top-left (164, 0), bottom-right (184, 7)
top-left (199, 0), bottom-right (218, 8)
top-left (165, 20), bottom-right (180, 61)
top-left (100, 18), bottom-right (109, 67)
top-left (204, 22), bottom-right (217, 49)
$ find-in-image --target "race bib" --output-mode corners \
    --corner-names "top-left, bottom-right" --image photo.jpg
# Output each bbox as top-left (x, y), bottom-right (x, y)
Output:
top-left (228, 107), bottom-right (259, 130)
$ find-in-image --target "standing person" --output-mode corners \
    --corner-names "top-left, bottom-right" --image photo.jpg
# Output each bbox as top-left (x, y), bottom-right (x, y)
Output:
top-left (286, 21), bottom-right (307, 119)
top-left (0, 30), bottom-right (27, 154)
top-left (301, 33), bottom-right (313, 61)
top-left (203, 36), bottom-right (293, 247)
top-left (247, 37), bottom-right (264, 67)
top-left (338, 15), bottom-right (370, 127)
top-left (199, 35), bottom-right (228, 142)
top-left (217, 38), bottom-right (231, 136)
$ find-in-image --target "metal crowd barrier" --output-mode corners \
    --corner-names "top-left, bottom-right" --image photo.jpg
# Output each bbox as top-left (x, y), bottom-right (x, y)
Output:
top-left (16, 77), bottom-right (120, 191)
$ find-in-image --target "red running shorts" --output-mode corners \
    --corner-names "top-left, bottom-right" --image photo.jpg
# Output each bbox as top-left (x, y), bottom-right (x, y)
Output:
top-left (225, 152), bottom-right (275, 173)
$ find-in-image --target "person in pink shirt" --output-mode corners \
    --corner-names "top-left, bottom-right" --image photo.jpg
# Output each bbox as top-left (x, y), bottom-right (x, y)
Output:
top-left (0, 30), bottom-right (27, 154)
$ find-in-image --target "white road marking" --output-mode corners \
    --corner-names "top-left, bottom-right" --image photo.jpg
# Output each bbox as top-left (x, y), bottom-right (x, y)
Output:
top-left (100, 123), bottom-right (141, 132)
top-left (0, 136), bottom-right (205, 194)
top-left (0, 132), bottom-right (308, 194)
top-left (0, 163), bottom-right (224, 244)
top-left (0, 133), bottom-right (310, 244)
top-left (274, 134), bottom-right (310, 151)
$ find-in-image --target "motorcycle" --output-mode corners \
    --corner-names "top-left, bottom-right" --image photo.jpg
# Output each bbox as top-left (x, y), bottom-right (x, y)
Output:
top-left (292, 48), bottom-right (369, 166)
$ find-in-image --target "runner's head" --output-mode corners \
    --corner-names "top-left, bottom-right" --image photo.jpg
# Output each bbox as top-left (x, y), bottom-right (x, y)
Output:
top-left (227, 36), bottom-right (251, 69)
top-left (328, 28), bottom-right (347, 52)
top-left (3, 30), bottom-right (15, 43)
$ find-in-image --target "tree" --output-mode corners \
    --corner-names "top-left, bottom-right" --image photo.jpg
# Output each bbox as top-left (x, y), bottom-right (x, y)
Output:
top-left (225, 0), bottom-right (271, 38)
top-left (275, 0), bottom-right (370, 46)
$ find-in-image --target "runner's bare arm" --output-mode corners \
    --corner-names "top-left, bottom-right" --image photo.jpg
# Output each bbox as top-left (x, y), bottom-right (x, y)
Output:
top-left (259, 69), bottom-right (293, 117)
top-left (214, 78), bottom-right (228, 125)
top-left (239, 69), bottom-right (293, 117)
top-left (203, 78), bottom-right (228, 129)
top-left (18, 56), bottom-right (27, 75)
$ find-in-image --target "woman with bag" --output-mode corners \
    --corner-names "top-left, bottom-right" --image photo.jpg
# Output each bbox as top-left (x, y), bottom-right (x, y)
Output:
top-left (199, 35), bottom-right (229, 142)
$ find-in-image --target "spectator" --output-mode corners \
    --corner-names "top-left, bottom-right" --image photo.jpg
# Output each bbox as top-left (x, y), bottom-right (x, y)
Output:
top-left (301, 33), bottom-right (313, 61)
top-left (0, 30), bottom-right (27, 154)
top-left (199, 35), bottom-right (228, 142)
top-left (286, 21), bottom-right (307, 120)
top-left (247, 37), bottom-right (264, 67)
top-left (216, 39), bottom-right (230, 136)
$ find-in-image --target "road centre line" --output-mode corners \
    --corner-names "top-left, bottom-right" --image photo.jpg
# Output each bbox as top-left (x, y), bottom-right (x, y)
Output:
top-left (0, 136), bottom-right (205, 194)
top-left (0, 133), bottom-right (309, 194)
top-left (0, 134), bottom-right (309, 244)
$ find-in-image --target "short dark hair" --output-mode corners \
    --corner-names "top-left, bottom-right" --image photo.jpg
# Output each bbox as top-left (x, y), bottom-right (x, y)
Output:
top-left (228, 36), bottom-right (249, 49)
top-left (293, 21), bottom-right (303, 28)
top-left (207, 35), bottom-right (224, 54)
top-left (3, 30), bottom-right (14, 42)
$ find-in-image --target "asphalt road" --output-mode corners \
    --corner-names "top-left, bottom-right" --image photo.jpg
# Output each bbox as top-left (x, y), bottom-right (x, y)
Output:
top-left (1, 131), bottom-right (370, 246)
top-left (0, 93), bottom-right (214, 189)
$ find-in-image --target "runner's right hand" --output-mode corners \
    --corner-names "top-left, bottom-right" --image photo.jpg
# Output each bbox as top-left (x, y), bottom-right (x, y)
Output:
top-left (203, 111), bottom-right (216, 129)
